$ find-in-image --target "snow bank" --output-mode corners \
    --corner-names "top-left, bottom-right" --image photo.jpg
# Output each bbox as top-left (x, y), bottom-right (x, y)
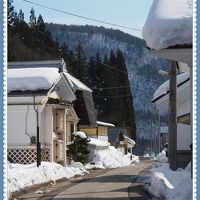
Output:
top-left (153, 72), bottom-right (189, 101)
top-left (8, 68), bottom-right (60, 92)
top-left (143, 153), bottom-right (151, 158)
top-left (156, 150), bottom-right (168, 162)
top-left (73, 131), bottom-right (87, 139)
top-left (8, 161), bottom-right (87, 197)
top-left (88, 138), bottom-right (110, 147)
top-left (148, 162), bottom-right (192, 200)
top-left (86, 146), bottom-right (139, 169)
top-left (143, 0), bottom-right (192, 50)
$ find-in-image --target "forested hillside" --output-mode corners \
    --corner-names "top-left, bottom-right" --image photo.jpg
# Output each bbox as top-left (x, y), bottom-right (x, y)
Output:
top-left (46, 23), bottom-right (169, 139)
top-left (8, 0), bottom-right (136, 139)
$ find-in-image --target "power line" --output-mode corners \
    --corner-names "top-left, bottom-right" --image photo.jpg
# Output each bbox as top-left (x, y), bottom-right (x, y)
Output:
top-left (31, 26), bottom-right (52, 39)
top-left (22, 0), bottom-right (142, 32)
top-left (93, 59), bottom-right (128, 74)
top-left (95, 94), bottom-right (132, 99)
top-left (91, 85), bottom-right (130, 90)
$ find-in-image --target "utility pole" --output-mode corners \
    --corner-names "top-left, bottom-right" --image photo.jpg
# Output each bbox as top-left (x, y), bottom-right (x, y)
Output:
top-left (168, 61), bottom-right (177, 170)
top-left (158, 108), bottom-right (161, 152)
top-left (33, 96), bottom-right (41, 167)
top-left (150, 119), bottom-right (153, 157)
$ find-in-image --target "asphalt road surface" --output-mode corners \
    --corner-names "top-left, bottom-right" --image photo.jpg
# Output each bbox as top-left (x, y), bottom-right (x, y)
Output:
top-left (15, 159), bottom-right (154, 200)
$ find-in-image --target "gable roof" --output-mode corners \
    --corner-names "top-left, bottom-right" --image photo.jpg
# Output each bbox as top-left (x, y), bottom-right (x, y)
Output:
top-left (8, 59), bottom-right (96, 126)
top-left (108, 128), bottom-right (127, 143)
top-left (64, 72), bottom-right (92, 92)
top-left (8, 59), bottom-right (66, 70)
top-left (7, 65), bottom-right (76, 103)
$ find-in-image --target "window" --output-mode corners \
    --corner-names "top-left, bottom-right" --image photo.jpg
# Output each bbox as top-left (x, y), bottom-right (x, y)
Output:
top-left (177, 113), bottom-right (190, 125)
top-left (70, 123), bottom-right (74, 141)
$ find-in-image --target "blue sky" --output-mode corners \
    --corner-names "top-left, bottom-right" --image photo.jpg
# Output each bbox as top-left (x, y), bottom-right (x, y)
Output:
top-left (13, 0), bottom-right (153, 38)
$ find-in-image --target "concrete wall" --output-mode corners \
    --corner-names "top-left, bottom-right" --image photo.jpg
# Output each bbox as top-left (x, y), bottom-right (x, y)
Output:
top-left (98, 136), bottom-right (108, 142)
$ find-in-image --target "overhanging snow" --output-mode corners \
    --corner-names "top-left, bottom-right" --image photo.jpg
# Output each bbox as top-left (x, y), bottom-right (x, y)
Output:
top-left (143, 0), bottom-right (192, 50)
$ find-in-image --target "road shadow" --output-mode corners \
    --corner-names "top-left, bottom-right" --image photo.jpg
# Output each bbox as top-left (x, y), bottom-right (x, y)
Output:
top-left (73, 174), bottom-right (135, 183)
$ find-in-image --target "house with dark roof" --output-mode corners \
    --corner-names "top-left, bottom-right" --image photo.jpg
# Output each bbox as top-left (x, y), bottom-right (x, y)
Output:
top-left (7, 59), bottom-right (97, 166)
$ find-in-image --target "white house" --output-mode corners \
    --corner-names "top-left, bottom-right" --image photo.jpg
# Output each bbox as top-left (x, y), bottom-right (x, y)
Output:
top-left (7, 59), bottom-right (96, 166)
top-left (152, 72), bottom-right (191, 167)
top-left (142, 0), bottom-right (192, 169)
top-left (142, 0), bottom-right (192, 66)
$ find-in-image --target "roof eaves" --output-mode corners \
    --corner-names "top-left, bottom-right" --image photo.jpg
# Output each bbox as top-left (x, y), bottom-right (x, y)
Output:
top-left (152, 77), bottom-right (190, 103)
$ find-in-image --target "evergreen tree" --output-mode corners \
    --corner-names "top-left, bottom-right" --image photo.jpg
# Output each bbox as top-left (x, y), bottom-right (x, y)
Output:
top-left (36, 14), bottom-right (46, 32)
top-left (89, 52), bottom-right (105, 116)
top-left (8, 0), bottom-right (15, 28)
top-left (68, 135), bottom-right (90, 164)
top-left (116, 49), bottom-right (136, 140)
top-left (74, 42), bottom-right (90, 85)
top-left (59, 42), bottom-right (70, 66)
top-left (29, 8), bottom-right (36, 28)
top-left (59, 42), bottom-right (69, 59)
top-left (18, 9), bottom-right (24, 22)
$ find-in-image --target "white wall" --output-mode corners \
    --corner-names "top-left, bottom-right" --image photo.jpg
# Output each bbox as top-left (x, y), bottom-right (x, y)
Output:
top-left (42, 105), bottom-right (53, 146)
top-left (177, 123), bottom-right (191, 150)
top-left (98, 136), bottom-right (108, 142)
top-left (155, 80), bottom-right (190, 112)
top-left (8, 105), bottom-right (37, 145)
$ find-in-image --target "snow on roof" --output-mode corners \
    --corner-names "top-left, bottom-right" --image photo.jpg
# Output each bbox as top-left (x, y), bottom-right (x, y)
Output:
top-left (8, 59), bottom-right (66, 70)
top-left (152, 72), bottom-right (190, 102)
top-left (8, 68), bottom-right (60, 92)
top-left (64, 72), bottom-right (92, 92)
top-left (97, 121), bottom-right (115, 127)
top-left (143, 0), bottom-right (192, 50)
top-left (73, 131), bottom-right (87, 139)
top-left (88, 138), bottom-right (110, 147)
top-left (124, 135), bottom-right (135, 146)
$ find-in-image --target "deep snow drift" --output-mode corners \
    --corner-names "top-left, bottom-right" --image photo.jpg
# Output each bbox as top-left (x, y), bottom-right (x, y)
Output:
top-left (148, 162), bottom-right (192, 200)
top-left (85, 146), bottom-right (139, 169)
top-left (7, 161), bottom-right (87, 197)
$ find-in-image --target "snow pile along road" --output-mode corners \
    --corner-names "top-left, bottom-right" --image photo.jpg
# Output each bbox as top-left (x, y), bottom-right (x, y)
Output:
top-left (8, 161), bottom-right (87, 197)
top-left (148, 162), bottom-right (192, 200)
top-left (86, 146), bottom-right (139, 169)
top-left (156, 150), bottom-right (168, 162)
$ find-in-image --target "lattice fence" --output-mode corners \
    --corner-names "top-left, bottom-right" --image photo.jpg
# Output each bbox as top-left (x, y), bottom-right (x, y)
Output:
top-left (8, 146), bottom-right (50, 164)
top-left (41, 148), bottom-right (50, 162)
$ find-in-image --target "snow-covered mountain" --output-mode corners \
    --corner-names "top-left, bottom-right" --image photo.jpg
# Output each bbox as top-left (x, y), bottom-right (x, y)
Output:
top-left (46, 24), bottom-right (169, 139)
